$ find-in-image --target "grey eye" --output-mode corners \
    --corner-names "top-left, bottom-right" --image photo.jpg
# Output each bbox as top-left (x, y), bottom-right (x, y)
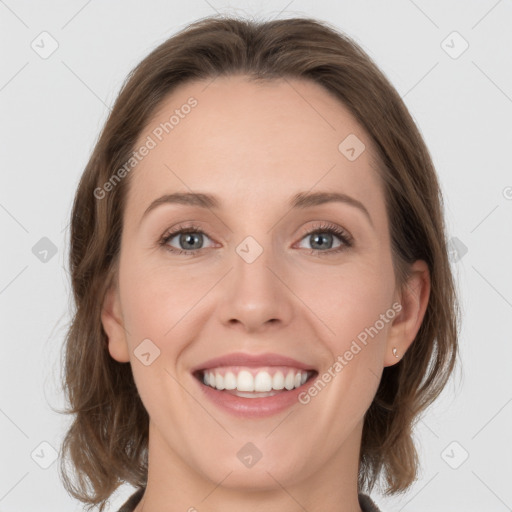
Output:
top-left (297, 231), bottom-right (343, 251)
top-left (177, 232), bottom-right (204, 250)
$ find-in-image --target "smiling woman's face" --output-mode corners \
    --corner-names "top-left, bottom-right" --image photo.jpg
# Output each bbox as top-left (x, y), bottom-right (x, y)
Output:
top-left (101, 75), bottom-right (429, 504)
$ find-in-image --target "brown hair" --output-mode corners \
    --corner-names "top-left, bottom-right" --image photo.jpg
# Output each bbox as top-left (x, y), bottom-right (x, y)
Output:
top-left (59, 14), bottom-right (460, 510)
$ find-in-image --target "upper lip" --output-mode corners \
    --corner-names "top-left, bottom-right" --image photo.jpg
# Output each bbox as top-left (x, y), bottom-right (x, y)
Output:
top-left (191, 352), bottom-right (316, 372)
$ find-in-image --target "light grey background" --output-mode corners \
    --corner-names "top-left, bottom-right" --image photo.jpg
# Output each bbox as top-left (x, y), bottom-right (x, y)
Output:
top-left (1, 1), bottom-right (511, 511)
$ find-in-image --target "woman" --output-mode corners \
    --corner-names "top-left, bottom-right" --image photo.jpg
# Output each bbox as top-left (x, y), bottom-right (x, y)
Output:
top-left (60, 15), bottom-right (459, 512)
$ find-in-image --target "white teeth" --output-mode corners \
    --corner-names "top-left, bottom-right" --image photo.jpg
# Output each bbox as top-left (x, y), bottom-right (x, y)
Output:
top-left (215, 373), bottom-right (225, 390)
top-left (237, 370), bottom-right (254, 392)
top-left (272, 371), bottom-right (285, 390)
top-left (224, 371), bottom-right (237, 390)
top-left (254, 371), bottom-right (273, 392)
top-left (284, 371), bottom-right (295, 390)
top-left (201, 368), bottom-right (310, 393)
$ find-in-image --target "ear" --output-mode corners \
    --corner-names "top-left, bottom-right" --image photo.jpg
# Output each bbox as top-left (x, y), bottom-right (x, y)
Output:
top-left (384, 260), bottom-right (431, 367)
top-left (101, 283), bottom-right (130, 363)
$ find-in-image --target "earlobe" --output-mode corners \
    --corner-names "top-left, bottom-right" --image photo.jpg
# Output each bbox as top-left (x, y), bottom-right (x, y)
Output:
top-left (384, 260), bottom-right (431, 367)
top-left (101, 284), bottom-right (130, 363)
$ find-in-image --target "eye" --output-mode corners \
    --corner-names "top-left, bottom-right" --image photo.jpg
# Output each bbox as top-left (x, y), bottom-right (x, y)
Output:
top-left (159, 223), bottom-right (216, 255)
top-left (158, 221), bottom-right (354, 256)
top-left (295, 221), bottom-right (353, 255)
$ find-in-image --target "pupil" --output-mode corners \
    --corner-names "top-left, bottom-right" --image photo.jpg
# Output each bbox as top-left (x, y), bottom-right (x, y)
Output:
top-left (181, 232), bottom-right (202, 250)
top-left (311, 233), bottom-right (332, 250)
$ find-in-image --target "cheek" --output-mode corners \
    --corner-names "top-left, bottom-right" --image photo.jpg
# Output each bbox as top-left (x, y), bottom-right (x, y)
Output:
top-left (119, 262), bottom-right (193, 415)
top-left (120, 257), bottom-right (208, 341)
top-left (302, 268), bottom-right (396, 386)
top-left (298, 260), bottom-right (395, 336)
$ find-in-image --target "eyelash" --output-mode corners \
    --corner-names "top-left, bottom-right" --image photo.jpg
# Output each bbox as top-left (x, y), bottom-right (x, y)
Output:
top-left (158, 221), bottom-right (354, 257)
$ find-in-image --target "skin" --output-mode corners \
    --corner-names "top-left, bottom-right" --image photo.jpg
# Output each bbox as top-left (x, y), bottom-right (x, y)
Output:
top-left (101, 75), bottom-right (430, 512)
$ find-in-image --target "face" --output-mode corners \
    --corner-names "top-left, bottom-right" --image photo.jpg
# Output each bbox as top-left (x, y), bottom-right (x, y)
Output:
top-left (101, 75), bottom-right (429, 496)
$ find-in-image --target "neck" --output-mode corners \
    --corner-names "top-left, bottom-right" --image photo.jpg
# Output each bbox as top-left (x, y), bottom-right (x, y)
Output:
top-left (133, 419), bottom-right (364, 512)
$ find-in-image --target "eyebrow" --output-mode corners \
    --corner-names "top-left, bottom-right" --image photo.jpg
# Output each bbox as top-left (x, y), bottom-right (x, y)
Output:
top-left (141, 191), bottom-right (373, 227)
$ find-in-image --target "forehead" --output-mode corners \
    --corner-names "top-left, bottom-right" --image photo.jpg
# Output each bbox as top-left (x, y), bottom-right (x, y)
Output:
top-left (126, 75), bottom-right (384, 221)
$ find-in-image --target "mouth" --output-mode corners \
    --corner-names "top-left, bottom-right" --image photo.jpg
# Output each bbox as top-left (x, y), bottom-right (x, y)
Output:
top-left (192, 365), bottom-right (318, 417)
top-left (193, 366), bottom-right (317, 397)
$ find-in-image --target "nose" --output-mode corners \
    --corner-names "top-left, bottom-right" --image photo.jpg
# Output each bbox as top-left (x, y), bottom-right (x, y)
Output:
top-left (216, 241), bottom-right (294, 333)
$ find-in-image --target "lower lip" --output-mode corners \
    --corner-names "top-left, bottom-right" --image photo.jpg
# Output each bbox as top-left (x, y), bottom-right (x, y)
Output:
top-left (194, 374), bottom-right (317, 418)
